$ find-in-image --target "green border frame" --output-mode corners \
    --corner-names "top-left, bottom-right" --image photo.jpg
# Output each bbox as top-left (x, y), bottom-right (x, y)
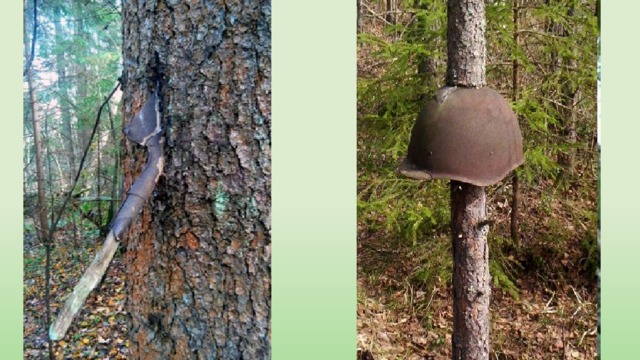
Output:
top-left (272, 1), bottom-right (357, 358)
top-left (10, 0), bottom-right (640, 359)
top-left (600, 1), bottom-right (640, 359)
top-left (2, 1), bottom-right (25, 358)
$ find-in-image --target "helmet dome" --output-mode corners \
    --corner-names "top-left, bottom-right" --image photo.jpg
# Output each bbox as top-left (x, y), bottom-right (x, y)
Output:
top-left (400, 86), bottom-right (524, 186)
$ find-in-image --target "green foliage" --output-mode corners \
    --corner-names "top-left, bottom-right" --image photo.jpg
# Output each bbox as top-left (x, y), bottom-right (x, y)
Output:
top-left (357, 176), bottom-right (450, 246)
top-left (522, 146), bottom-right (560, 184)
top-left (357, 0), bottom-right (447, 119)
top-left (580, 232), bottom-right (599, 278)
top-left (23, 247), bottom-right (44, 275)
top-left (489, 236), bottom-right (523, 299)
top-left (408, 235), bottom-right (452, 287)
top-left (24, 221), bottom-right (37, 236)
top-left (357, 0), bottom-right (449, 251)
top-left (24, 0), bottom-right (123, 241)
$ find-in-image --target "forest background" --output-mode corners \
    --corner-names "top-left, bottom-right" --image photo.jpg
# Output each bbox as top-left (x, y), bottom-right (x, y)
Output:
top-left (3, 0), bottom-right (640, 359)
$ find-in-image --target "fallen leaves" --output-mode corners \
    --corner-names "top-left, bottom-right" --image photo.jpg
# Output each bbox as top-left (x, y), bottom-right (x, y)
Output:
top-left (358, 277), bottom-right (598, 359)
top-left (24, 242), bottom-right (130, 359)
top-left (357, 219), bottom-right (599, 360)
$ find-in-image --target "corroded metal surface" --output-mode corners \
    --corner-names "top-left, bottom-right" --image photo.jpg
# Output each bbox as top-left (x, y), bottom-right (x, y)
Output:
top-left (123, 89), bottom-right (161, 146)
top-left (400, 86), bottom-right (523, 186)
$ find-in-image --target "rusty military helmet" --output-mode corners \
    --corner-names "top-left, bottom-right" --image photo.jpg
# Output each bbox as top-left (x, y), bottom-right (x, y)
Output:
top-left (399, 86), bottom-right (524, 186)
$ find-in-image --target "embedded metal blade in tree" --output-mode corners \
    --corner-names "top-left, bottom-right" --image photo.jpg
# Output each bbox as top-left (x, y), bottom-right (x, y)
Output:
top-left (49, 86), bottom-right (164, 341)
top-left (112, 88), bottom-right (164, 241)
top-left (123, 87), bottom-right (162, 146)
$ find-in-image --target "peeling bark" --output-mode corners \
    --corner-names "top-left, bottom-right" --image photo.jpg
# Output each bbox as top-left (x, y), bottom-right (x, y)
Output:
top-left (122, 1), bottom-right (271, 358)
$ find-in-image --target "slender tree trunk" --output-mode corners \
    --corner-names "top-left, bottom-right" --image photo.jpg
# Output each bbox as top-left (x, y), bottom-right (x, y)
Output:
top-left (121, 1), bottom-right (271, 358)
top-left (446, 0), bottom-right (486, 88)
top-left (96, 126), bottom-right (102, 226)
top-left (446, 0), bottom-right (490, 359)
top-left (27, 68), bottom-right (55, 360)
top-left (27, 71), bottom-right (48, 264)
top-left (511, 0), bottom-right (520, 245)
top-left (512, 0), bottom-right (519, 104)
top-left (25, 3), bottom-right (54, 358)
top-left (559, 5), bottom-right (578, 177)
top-left (386, 0), bottom-right (396, 24)
top-left (545, 0), bottom-right (577, 177)
top-left (510, 172), bottom-right (519, 244)
top-left (72, 1), bottom-right (91, 156)
top-left (52, 4), bottom-right (76, 188)
top-left (107, 106), bottom-right (120, 232)
top-left (357, 0), bottom-right (363, 33)
top-left (450, 183), bottom-right (490, 359)
top-left (411, 0), bottom-right (441, 103)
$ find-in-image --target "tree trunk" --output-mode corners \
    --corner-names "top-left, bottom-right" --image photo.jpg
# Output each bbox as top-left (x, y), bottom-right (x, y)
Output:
top-left (411, 0), bottom-right (443, 103)
top-left (559, 4), bottom-right (578, 177)
top-left (450, 182), bottom-right (490, 359)
top-left (26, 70), bottom-right (48, 255)
top-left (545, 0), bottom-right (577, 177)
top-left (52, 4), bottom-right (76, 188)
top-left (511, 0), bottom-right (520, 245)
top-left (121, 1), bottom-right (271, 359)
top-left (357, 0), bottom-right (363, 33)
top-left (72, 1), bottom-right (91, 158)
top-left (446, 0), bottom-right (486, 88)
top-left (386, 0), bottom-right (396, 25)
top-left (446, 0), bottom-right (490, 359)
top-left (27, 60), bottom-right (55, 360)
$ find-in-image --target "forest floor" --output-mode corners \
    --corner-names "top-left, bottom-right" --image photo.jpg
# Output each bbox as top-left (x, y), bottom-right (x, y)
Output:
top-left (23, 235), bottom-right (130, 360)
top-left (356, 186), bottom-right (599, 360)
top-left (357, 275), bottom-right (598, 360)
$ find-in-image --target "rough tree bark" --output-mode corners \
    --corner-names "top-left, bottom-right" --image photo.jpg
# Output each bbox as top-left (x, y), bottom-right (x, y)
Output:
top-left (446, 0), bottom-right (486, 87)
top-left (121, 1), bottom-right (271, 359)
top-left (446, 0), bottom-right (491, 359)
